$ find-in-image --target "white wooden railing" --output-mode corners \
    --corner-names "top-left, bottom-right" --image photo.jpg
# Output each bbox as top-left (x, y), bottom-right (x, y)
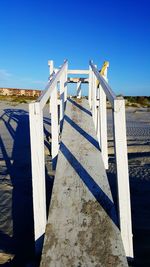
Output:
top-left (29, 60), bottom-right (68, 251)
top-left (89, 61), bottom-right (133, 258)
top-left (29, 59), bottom-right (133, 258)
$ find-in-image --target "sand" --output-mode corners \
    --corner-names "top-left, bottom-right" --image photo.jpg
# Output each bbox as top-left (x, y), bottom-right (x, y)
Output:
top-left (107, 107), bottom-right (150, 266)
top-left (0, 101), bottom-right (150, 266)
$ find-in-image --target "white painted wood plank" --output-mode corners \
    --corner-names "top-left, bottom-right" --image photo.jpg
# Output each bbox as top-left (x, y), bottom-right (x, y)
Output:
top-left (98, 85), bottom-right (108, 169)
top-left (76, 81), bottom-right (82, 98)
top-left (29, 103), bottom-right (46, 250)
top-left (59, 73), bottom-right (65, 123)
top-left (113, 99), bottom-right (133, 258)
top-left (88, 66), bottom-right (92, 109)
top-left (50, 86), bottom-right (59, 170)
top-left (64, 63), bottom-right (68, 102)
top-left (48, 60), bottom-right (54, 115)
top-left (48, 60), bottom-right (54, 76)
top-left (92, 73), bottom-right (97, 130)
top-left (68, 77), bottom-right (88, 83)
top-left (68, 69), bottom-right (89, 75)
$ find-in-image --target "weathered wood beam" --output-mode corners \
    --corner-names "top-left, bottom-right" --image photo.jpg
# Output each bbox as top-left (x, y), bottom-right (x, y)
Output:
top-left (67, 77), bottom-right (88, 83)
top-left (68, 69), bottom-right (89, 75)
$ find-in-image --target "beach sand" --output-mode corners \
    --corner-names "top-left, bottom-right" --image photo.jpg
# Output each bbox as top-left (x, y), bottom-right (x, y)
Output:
top-left (0, 102), bottom-right (53, 266)
top-left (107, 107), bottom-right (150, 266)
top-left (0, 101), bottom-right (150, 266)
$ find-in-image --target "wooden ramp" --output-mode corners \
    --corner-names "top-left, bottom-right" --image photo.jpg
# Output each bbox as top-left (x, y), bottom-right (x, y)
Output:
top-left (40, 98), bottom-right (128, 267)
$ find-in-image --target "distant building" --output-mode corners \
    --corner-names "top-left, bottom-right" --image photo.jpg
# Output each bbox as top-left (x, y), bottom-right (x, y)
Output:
top-left (0, 87), bottom-right (41, 97)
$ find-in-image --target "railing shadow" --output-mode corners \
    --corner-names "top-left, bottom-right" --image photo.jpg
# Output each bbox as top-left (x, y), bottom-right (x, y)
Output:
top-left (0, 108), bottom-right (52, 266)
top-left (68, 98), bottom-right (92, 116)
top-left (61, 99), bottom-right (118, 226)
top-left (60, 142), bottom-right (119, 227)
top-left (43, 117), bottom-right (51, 155)
top-left (0, 109), bottom-right (34, 266)
top-left (64, 115), bottom-right (100, 150)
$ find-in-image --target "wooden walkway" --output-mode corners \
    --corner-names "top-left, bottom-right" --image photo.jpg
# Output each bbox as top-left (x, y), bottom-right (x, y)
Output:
top-left (40, 98), bottom-right (128, 267)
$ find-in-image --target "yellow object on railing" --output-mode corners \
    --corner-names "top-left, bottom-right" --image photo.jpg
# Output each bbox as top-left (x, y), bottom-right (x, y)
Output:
top-left (97, 61), bottom-right (109, 87)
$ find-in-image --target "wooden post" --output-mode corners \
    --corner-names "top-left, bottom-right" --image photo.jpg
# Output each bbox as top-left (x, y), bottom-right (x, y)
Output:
top-left (60, 72), bottom-right (65, 130)
top-left (64, 63), bottom-right (68, 102)
top-left (98, 85), bottom-right (108, 169)
top-left (88, 66), bottom-right (92, 109)
top-left (113, 99), bottom-right (133, 258)
top-left (91, 71), bottom-right (94, 120)
top-left (77, 81), bottom-right (81, 98)
top-left (92, 72), bottom-right (97, 130)
top-left (98, 63), bottom-right (109, 169)
top-left (96, 88), bottom-right (100, 137)
top-left (48, 60), bottom-right (54, 114)
top-left (29, 102), bottom-right (46, 253)
top-left (48, 60), bottom-right (54, 77)
top-left (50, 86), bottom-right (59, 170)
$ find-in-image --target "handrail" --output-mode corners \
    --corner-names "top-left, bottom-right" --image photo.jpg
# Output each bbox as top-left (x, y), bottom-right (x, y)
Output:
top-left (29, 59), bottom-right (68, 252)
top-left (37, 60), bottom-right (68, 109)
top-left (88, 60), bottom-right (133, 258)
top-left (89, 60), bottom-right (116, 107)
top-left (29, 58), bottom-right (133, 259)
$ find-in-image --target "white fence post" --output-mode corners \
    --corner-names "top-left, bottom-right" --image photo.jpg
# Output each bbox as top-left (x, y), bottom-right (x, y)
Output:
top-left (48, 60), bottom-right (54, 77)
top-left (48, 60), bottom-right (54, 115)
top-left (77, 81), bottom-right (81, 98)
top-left (92, 73), bottom-right (97, 129)
top-left (88, 66), bottom-right (92, 109)
top-left (91, 71), bottom-right (94, 119)
top-left (98, 85), bottom-right (108, 169)
top-left (96, 87), bottom-right (100, 138)
top-left (113, 98), bottom-right (133, 258)
top-left (64, 63), bottom-right (68, 102)
top-left (50, 86), bottom-right (59, 170)
top-left (97, 63), bottom-right (109, 169)
top-left (60, 73), bottom-right (65, 130)
top-left (29, 102), bottom-right (46, 253)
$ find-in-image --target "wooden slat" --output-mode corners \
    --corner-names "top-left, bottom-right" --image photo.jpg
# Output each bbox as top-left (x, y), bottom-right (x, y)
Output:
top-left (68, 69), bottom-right (89, 75)
top-left (113, 99), bottom-right (133, 258)
top-left (29, 102), bottom-right (46, 253)
top-left (68, 77), bottom-right (88, 83)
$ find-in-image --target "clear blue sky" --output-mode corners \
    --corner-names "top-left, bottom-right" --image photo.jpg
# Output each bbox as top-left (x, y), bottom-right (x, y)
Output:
top-left (0, 0), bottom-right (150, 95)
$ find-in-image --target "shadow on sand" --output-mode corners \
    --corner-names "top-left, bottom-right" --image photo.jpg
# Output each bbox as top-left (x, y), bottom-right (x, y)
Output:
top-left (0, 108), bottom-right (53, 266)
top-left (107, 153), bottom-right (150, 267)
